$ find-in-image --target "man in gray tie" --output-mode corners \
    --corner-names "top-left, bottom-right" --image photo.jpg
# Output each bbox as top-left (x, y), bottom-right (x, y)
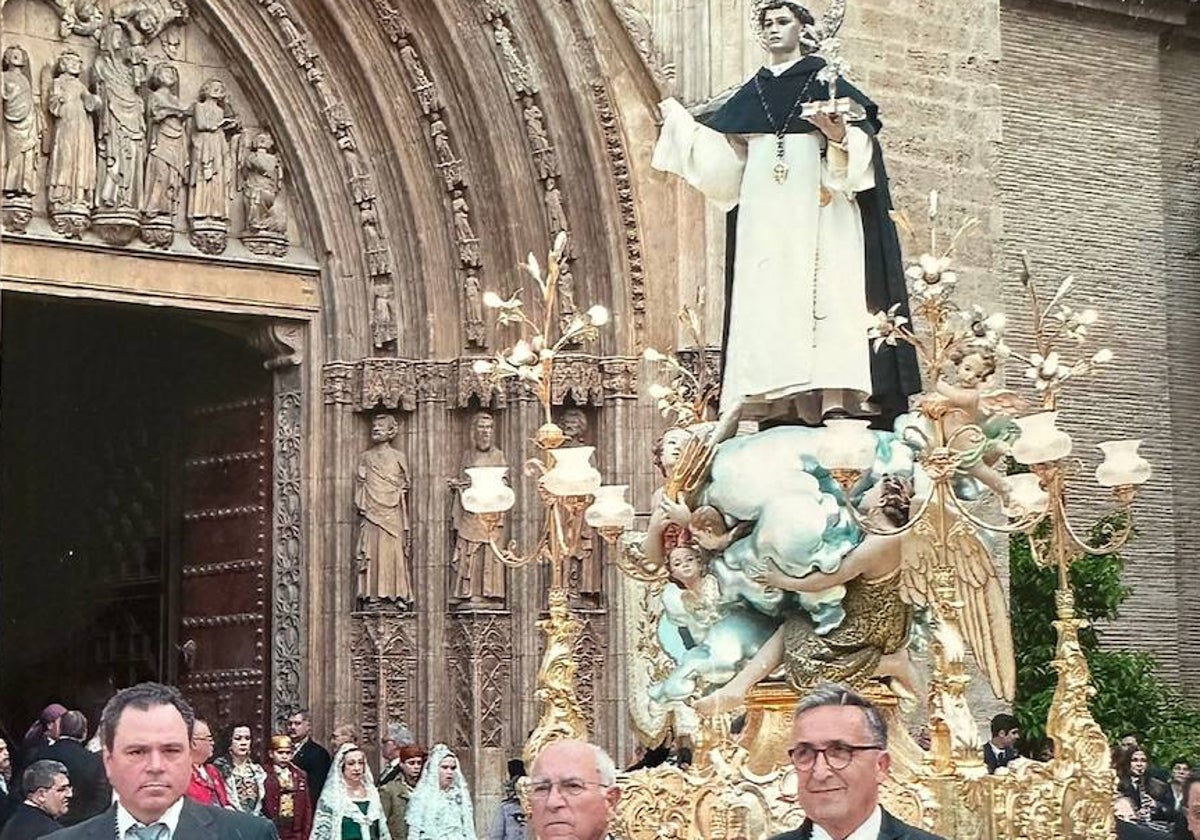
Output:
top-left (44, 683), bottom-right (276, 840)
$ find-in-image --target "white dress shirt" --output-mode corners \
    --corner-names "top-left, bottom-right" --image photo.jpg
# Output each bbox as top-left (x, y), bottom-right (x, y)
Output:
top-left (116, 797), bottom-right (185, 840)
top-left (811, 805), bottom-right (883, 840)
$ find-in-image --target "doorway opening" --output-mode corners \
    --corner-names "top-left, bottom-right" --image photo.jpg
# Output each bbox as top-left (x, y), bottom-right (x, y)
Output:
top-left (0, 292), bottom-right (276, 754)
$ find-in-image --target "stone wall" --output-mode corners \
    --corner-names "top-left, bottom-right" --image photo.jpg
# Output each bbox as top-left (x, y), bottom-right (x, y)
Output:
top-left (999, 0), bottom-right (1199, 687)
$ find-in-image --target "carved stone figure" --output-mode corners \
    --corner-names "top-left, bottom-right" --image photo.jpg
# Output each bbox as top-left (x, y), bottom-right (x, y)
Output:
top-left (450, 412), bottom-right (507, 605)
top-left (543, 178), bottom-right (570, 256)
top-left (462, 271), bottom-right (486, 349)
top-left (46, 49), bottom-right (99, 239)
top-left (1, 45), bottom-right (41, 232)
top-left (556, 264), bottom-right (578, 337)
top-left (188, 78), bottom-right (241, 254)
top-left (360, 203), bottom-right (390, 275)
top-left (92, 22), bottom-right (149, 244)
top-left (45, 0), bottom-right (105, 38)
top-left (473, 0), bottom-right (506, 22)
top-left (522, 97), bottom-right (558, 180)
top-left (399, 44), bottom-right (440, 115)
top-left (492, 19), bottom-right (535, 95)
top-left (371, 276), bottom-right (398, 349)
top-left (141, 62), bottom-right (190, 247)
top-left (451, 191), bottom-right (481, 267)
top-left (559, 408), bottom-right (601, 602)
top-left (241, 130), bottom-right (290, 256)
top-left (430, 119), bottom-right (462, 191)
top-left (355, 414), bottom-right (413, 605)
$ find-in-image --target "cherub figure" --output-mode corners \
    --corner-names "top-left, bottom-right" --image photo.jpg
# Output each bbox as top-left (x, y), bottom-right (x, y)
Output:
top-left (688, 505), bottom-right (752, 554)
top-left (923, 345), bottom-right (1024, 503)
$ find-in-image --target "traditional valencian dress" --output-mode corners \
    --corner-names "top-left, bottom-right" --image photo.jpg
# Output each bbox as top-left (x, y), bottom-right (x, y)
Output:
top-left (312, 744), bottom-right (391, 840)
top-left (652, 55), bottom-right (920, 425)
top-left (405, 744), bottom-right (474, 840)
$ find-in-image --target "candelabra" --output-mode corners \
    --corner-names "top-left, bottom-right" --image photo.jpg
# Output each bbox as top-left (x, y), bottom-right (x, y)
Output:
top-left (464, 233), bottom-right (636, 764)
top-left (860, 202), bottom-right (1151, 839)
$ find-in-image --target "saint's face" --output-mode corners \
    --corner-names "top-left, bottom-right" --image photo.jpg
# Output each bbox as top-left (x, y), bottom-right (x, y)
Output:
top-left (761, 5), bottom-right (803, 56)
top-left (371, 417), bottom-right (395, 443)
top-left (473, 417), bottom-right (495, 451)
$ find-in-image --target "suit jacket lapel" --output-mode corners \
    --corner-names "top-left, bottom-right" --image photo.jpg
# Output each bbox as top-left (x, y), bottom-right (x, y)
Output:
top-left (877, 809), bottom-right (908, 840)
top-left (92, 804), bottom-right (120, 840)
top-left (176, 798), bottom-right (217, 840)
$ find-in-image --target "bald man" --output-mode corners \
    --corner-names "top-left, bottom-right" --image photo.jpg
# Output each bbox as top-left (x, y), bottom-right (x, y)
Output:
top-left (528, 740), bottom-right (620, 840)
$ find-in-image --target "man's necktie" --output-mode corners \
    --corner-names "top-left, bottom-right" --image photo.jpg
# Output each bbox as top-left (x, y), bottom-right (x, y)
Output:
top-left (128, 823), bottom-right (168, 840)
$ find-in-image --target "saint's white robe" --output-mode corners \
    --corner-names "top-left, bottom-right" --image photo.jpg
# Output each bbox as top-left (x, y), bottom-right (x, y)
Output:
top-left (653, 94), bottom-right (877, 420)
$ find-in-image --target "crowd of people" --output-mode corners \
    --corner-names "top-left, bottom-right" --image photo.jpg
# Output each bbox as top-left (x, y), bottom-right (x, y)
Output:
top-left (1, 682), bottom-right (1196, 840)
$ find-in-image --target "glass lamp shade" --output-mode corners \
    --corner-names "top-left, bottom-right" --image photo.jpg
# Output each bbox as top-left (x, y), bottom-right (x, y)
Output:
top-left (1095, 439), bottom-right (1151, 487)
top-left (1011, 411), bottom-right (1073, 465)
top-left (542, 446), bottom-right (603, 497)
top-left (585, 485), bottom-right (635, 530)
top-left (816, 420), bottom-right (877, 471)
top-left (1003, 473), bottom-right (1049, 518)
top-left (461, 466), bottom-right (516, 514)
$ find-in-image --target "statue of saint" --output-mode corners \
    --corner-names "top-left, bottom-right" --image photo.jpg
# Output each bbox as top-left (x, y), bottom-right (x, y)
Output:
top-left (142, 63), bottom-right (190, 221)
top-left (652, 1), bottom-right (920, 430)
top-left (93, 23), bottom-right (149, 215)
top-left (355, 414), bottom-right (413, 604)
top-left (450, 412), bottom-right (507, 605)
top-left (2, 46), bottom-right (41, 203)
top-left (462, 272), bottom-right (486, 348)
top-left (46, 49), bottom-right (99, 233)
top-left (242, 130), bottom-right (288, 235)
top-left (188, 78), bottom-right (241, 227)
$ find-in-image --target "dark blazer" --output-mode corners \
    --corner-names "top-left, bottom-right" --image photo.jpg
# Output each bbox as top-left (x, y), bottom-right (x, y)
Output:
top-left (767, 808), bottom-right (947, 840)
top-left (290, 742), bottom-right (331, 807)
top-left (43, 800), bottom-right (278, 840)
top-left (0, 803), bottom-right (62, 840)
top-left (30, 741), bottom-right (109, 826)
top-left (983, 742), bottom-right (1017, 773)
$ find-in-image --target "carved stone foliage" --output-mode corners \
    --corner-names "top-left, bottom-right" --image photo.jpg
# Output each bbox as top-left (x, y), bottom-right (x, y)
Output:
top-left (351, 612), bottom-right (419, 752)
top-left (272, 386), bottom-right (303, 725)
top-left (368, 1), bottom-right (487, 353)
top-left (572, 612), bottom-right (607, 730)
top-left (322, 355), bottom-right (641, 411)
top-left (592, 82), bottom-right (647, 333)
top-left (607, 0), bottom-right (676, 93)
top-left (449, 612), bottom-right (512, 750)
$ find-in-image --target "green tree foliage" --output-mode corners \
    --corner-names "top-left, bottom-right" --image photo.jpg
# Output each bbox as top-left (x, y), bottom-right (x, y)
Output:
top-left (1011, 525), bottom-right (1200, 763)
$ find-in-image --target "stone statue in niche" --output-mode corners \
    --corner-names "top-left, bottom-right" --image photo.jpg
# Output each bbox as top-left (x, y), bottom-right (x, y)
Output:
top-left (430, 119), bottom-right (462, 191)
top-left (2, 45), bottom-right (41, 233)
top-left (556, 263), bottom-right (579, 339)
top-left (462, 271), bottom-right (486, 349)
top-left (141, 62), bottom-right (190, 248)
top-left (522, 97), bottom-right (559, 181)
top-left (360, 203), bottom-right (390, 276)
top-left (557, 407), bottom-right (601, 602)
top-left (491, 18), bottom-right (535, 95)
top-left (355, 413), bottom-right (413, 606)
top-left (398, 44), bottom-right (440, 115)
top-left (449, 411), bottom-right (507, 606)
top-left (543, 178), bottom-right (572, 257)
top-left (46, 49), bottom-right (99, 239)
top-left (92, 21), bottom-right (149, 245)
top-left (240, 130), bottom-right (290, 256)
top-left (451, 190), bottom-right (481, 267)
top-left (188, 78), bottom-right (242, 255)
top-left (371, 276), bottom-right (398, 349)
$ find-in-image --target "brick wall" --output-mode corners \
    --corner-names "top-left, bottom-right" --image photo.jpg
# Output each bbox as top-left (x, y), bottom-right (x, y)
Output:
top-left (999, 0), bottom-right (1194, 684)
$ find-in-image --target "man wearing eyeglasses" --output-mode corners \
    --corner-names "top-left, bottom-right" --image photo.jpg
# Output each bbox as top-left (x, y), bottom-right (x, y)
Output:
top-left (769, 683), bottom-right (945, 840)
top-left (0, 760), bottom-right (72, 840)
top-left (527, 739), bottom-right (620, 840)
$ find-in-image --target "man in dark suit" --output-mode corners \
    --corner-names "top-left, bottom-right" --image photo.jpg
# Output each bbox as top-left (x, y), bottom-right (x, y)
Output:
top-left (766, 681), bottom-right (946, 840)
top-left (982, 713), bottom-right (1019, 774)
top-left (44, 682), bottom-right (277, 840)
top-left (0, 737), bottom-right (18, 830)
top-left (0, 760), bottom-right (72, 840)
top-left (285, 711), bottom-right (329, 809)
top-left (31, 713), bottom-right (108, 826)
